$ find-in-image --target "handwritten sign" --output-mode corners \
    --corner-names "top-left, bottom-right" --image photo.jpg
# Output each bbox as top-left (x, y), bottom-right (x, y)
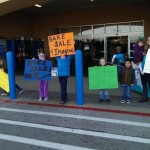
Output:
top-left (88, 66), bottom-right (118, 89)
top-left (143, 49), bottom-right (150, 73)
top-left (24, 59), bottom-right (52, 80)
top-left (0, 69), bottom-right (9, 92)
top-left (48, 32), bottom-right (75, 57)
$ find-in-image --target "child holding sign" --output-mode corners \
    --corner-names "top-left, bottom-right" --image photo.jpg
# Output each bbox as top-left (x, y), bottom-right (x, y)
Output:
top-left (38, 52), bottom-right (49, 101)
top-left (56, 55), bottom-right (72, 104)
top-left (99, 58), bottom-right (110, 103)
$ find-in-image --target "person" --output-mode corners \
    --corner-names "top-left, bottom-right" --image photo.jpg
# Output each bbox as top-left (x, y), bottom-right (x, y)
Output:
top-left (138, 36), bottom-right (150, 103)
top-left (99, 58), bottom-right (110, 103)
top-left (38, 52), bottom-right (49, 101)
top-left (0, 58), bottom-right (24, 96)
top-left (119, 59), bottom-right (135, 104)
top-left (55, 55), bottom-right (72, 105)
top-left (111, 46), bottom-right (125, 78)
top-left (133, 38), bottom-right (144, 65)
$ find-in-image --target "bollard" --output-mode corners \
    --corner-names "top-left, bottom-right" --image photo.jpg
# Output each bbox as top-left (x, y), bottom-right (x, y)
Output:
top-left (7, 52), bottom-right (16, 100)
top-left (75, 49), bottom-right (84, 105)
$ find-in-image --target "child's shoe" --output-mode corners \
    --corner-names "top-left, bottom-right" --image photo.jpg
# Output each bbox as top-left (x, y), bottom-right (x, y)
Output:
top-left (1, 92), bottom-right (8, 96)
top-left (43, 97), bottom-right (48, 101)
top-left (39, 97), bottom-right (42, 101)
top-left (19, 89), bottom-right (24, 95)
top-left (106, 99), bottom-right (110, 103)
top-left (99, 99), bottom-right (104, 103)
top-left (126, 100), bottom-right (130, 104)
top-left (120, 99), bottom-right (126, 103)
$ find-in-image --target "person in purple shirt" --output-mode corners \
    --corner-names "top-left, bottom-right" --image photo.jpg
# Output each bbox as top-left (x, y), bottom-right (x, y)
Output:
top-left (133, 38), bottom-right (144, 65)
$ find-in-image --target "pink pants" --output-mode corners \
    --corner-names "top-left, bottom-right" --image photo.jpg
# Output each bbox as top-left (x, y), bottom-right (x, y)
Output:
top-left (39, 80), bottom-right (48, 98)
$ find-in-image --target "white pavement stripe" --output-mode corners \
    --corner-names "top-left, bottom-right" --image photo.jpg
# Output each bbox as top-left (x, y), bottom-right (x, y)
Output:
top-left (0, 107), bottom-right (150, 128)
top-left (0, 133), bottom-right (95, 150)
top-left (0, 119), bottom-right (150, 144)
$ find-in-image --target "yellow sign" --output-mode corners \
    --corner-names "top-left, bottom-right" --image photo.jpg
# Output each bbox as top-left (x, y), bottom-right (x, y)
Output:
top-left (0, 69), bottom-right (9, 93)
top-left (48, 32), bottom-right (75, 57)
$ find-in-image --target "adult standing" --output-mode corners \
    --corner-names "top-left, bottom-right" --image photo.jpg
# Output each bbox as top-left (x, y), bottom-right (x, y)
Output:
top-left (138, 36), bottom-right (150, 103)
top-left (56, 55), bottom-right (72, 104)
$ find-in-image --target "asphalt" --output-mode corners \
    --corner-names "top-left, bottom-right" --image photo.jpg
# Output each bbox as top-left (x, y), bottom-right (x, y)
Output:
top-left (0, 75), bottom-right (150, 115)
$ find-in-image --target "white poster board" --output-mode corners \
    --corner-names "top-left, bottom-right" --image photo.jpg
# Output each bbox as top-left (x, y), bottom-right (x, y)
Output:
top-left (51, 67), bottom-right (58, 76)
top-left (143, 49), bottom-right (150, 73)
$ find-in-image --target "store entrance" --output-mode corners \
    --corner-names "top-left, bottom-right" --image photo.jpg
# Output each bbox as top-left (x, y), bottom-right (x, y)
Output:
top-left (107, 36), bottom-right (128, 62)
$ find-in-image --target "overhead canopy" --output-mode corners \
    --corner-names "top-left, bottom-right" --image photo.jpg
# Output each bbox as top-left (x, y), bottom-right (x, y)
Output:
top-left (0, 0), bottom-right (148, 16)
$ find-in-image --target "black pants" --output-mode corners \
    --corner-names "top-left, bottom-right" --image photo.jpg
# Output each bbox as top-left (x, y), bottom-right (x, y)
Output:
top-left (59, 76), bottom-right (68, 102)
top-left (141, 73), bottom-right (150, 100)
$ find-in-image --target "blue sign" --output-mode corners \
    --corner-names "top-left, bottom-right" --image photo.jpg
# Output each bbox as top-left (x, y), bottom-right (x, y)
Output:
top-left (24, 59), bottom-right (52, 80)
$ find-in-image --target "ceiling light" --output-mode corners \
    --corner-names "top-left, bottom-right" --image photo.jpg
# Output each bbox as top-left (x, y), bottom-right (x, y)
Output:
top-left (34, 4), bottom-right (42, 8)
top-left (0, 0), bottom-right (9, 3)
top-left (90, 0), bottom-right (94, 1)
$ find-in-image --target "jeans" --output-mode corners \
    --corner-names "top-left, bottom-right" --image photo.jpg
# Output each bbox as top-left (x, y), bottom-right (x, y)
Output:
top-left (100, 89), bottom-right (109, 100)
top-left (121, 84), bottom-right (132, 101)
top-left (59, 76), bottom-right (68, 102)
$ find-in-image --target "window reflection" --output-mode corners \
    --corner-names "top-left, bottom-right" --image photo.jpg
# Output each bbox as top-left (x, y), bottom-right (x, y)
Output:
top-left (106, 24), bottom-right (117, 34)
top-left (130, 21), bottom-right (144, 32)
top-left (81, 26), bottom-right (92, 35)
top-left (61, 27), bottom-right (81, 35)
top-left (93, 25), bottom-right (104, 34)
top-left (118, 23), bottom-right (129, 33)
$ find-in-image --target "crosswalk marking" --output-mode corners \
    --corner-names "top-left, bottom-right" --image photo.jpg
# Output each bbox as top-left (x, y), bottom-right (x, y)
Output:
top-left (0, 107), bottom-right (150, 128)
top-left (0, 133), bottom-right (95, 150)
top-left (0, 119), bottom-right (150, 144)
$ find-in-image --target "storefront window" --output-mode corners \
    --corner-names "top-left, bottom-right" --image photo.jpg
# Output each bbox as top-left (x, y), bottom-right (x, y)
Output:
top-left (93, 25), bottom-right (104, 34)
top-left (81, 26), bottom-right (92, 35)
top-left (130, 21), bottom-right (144, 32)
top-left (61, 27), bottom-right (81, 35)
top-left (105, 24), bottom-right (117, 34)
top-left (118, 23), bottom-right (130, 33)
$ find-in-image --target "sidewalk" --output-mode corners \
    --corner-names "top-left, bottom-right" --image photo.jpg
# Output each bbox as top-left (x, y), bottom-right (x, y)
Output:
top-left (0, 75), bottom-right (150, 114)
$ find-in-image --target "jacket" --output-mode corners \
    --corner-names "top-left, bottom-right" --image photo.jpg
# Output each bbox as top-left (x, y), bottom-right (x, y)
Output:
top-left (119, 67), bottom-right (135, 85)
top-left (55, 56), bottom-right (72, 76)
top-left (133, 44), bottom-right (144, 63)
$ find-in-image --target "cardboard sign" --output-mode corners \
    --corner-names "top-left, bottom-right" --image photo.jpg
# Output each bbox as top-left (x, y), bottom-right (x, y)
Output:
top-left (24, 59), bottom-right (52, 80)
top-left (0, 69), bottom-right (9, 92)
top-left (48, 32), bottom-right (75, 57)
top-left (88, 66), bottom-right (118, 89)
top-left (143, 49), bottom-right (150, 73)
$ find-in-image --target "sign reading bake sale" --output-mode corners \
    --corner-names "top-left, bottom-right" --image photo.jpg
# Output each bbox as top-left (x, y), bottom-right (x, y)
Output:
top-left (143, 49), bottom-right (150, 73)
top-left (48, 32), bottom-right (75, 57)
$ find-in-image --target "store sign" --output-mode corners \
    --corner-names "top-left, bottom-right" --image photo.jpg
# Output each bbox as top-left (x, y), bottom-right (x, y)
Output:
top-left (24, 59), bottom-right (52, 80)
top-left (88, 66), bottom-right (118, 89)
top-left (0, 69), bottom-right (9, 92)
top-left (143, 49), bottom-right (150, 73)
top-left (48, 32), bottom-right (75, 57)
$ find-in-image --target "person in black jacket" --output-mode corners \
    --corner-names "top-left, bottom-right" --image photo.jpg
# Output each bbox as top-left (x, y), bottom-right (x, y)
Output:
top-left (119, 59), bottom-right (135, 104)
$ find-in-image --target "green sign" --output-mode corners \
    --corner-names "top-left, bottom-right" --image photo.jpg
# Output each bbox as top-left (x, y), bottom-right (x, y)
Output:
top-left (88, 66), bottom-right (118, 89)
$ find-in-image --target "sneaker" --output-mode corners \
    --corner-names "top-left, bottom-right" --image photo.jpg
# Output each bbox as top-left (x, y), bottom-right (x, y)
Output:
top-left (126, 100), bottom-right (130, 104)
top-left (99, 99), bottom-right (104, 103)
top-left (43, 97), bottom-right (48, 101)
top-left (39, 97), bottom-right (42, 101)
top-left (106, 99), bottom-right (110, 103)
top-left (120, 100), bottom-right (126, 103)
top-left (59, 101), bottom-right (66, 105)
top-left (19, 89), bottom-right (24, 95)
top-left (1, 92), bottom-right (8, 96)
